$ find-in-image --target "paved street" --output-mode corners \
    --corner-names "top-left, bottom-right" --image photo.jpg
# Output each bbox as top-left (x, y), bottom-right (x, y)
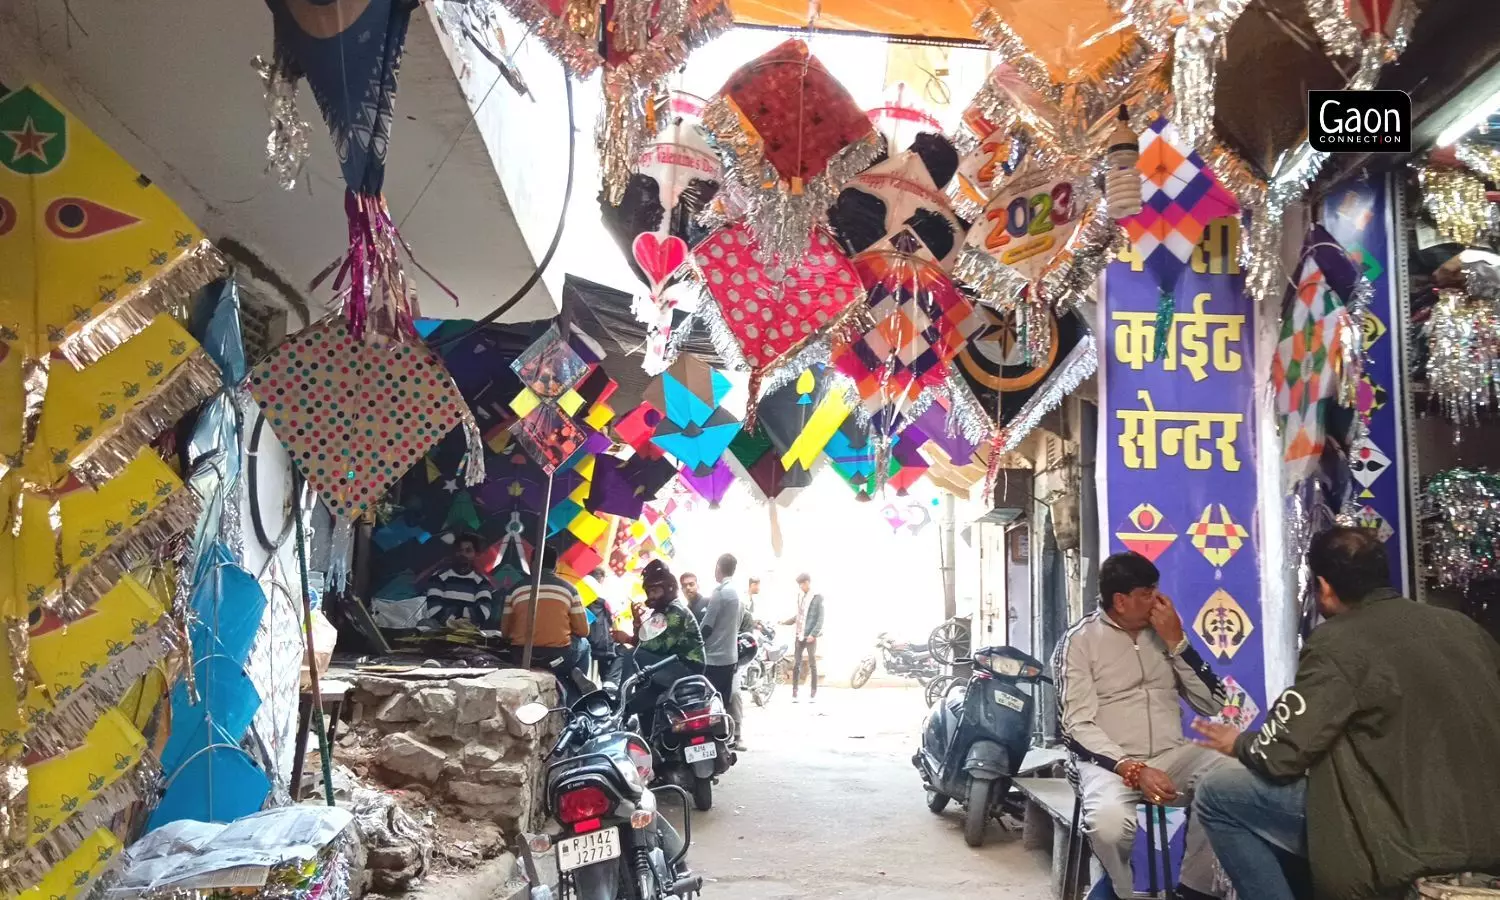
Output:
top-left (673, 686), bottom-right (1052, 900)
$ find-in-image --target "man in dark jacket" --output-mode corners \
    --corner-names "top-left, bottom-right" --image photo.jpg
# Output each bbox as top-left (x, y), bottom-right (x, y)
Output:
top-left (1192, 526), bottom-right (1500, 900)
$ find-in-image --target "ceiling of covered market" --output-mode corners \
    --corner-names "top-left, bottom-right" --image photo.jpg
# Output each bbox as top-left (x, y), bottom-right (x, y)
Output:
top-left (0, 0), bottom-right (557, 323)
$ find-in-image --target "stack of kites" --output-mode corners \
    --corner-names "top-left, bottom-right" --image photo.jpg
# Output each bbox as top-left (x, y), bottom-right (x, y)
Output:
top-left (0, 86), bottom-right (230, 894)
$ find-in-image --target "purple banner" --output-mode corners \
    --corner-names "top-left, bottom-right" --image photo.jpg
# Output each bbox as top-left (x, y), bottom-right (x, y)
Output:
top-left (1101, 216), bottom-right (1266, 722)
top-left (1320, 177), bottom-right (1411, 593)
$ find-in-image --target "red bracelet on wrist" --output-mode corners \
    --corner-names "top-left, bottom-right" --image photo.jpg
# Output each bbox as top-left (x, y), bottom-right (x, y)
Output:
top-left (1118, 760), bottom-right (1146, 789)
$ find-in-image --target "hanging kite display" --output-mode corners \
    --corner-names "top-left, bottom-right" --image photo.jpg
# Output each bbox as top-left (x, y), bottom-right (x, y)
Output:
top-left (247, 320), bottom-right (484, 518)
top-left (264, 0), bottom-right (445, 340)
top-left (690, 224), bottom-right (864, 417)
top-left (828, 134), bottom-right (966, 270)
top-left (643, 356), bottom-right (742, 475)
top-left (701, 39), bottom-right (884, 267)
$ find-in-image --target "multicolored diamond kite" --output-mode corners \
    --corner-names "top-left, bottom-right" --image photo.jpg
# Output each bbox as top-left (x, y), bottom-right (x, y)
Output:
top-left (1188, 504), bottom-right (1248, 569)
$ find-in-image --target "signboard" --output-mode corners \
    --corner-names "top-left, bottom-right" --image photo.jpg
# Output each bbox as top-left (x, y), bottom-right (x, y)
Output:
top-left (1320, 176), bottom-right (1411, 593)
top-left (1101, 216), bottom-right (1266, 893)
top-left (1100, 216), bottom-right (1266, 712)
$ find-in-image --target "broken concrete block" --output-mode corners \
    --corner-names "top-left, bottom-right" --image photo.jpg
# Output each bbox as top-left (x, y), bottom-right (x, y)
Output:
top-left (454, 677), bottom-right (501, 724)
top-left (447, 780), bottom-right (521, 808)
top-left (461, 744), bottom-right (503, 769)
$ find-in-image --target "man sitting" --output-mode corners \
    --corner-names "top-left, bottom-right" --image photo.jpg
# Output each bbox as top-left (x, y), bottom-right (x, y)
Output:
top-left (1054, 551), bottom-right (1230, 900)
top-left (501, 547), bottom-right (591, 680)
top-left (423, 533), bottom-right (494, 627)
top-left (1193, 526), bottom-right (1500, 900)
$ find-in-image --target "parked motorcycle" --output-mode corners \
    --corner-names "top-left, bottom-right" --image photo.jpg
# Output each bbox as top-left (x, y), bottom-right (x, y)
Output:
top-left (912, 645), bottom-right (1050, 847)
top-left (740, 621), bottom-right (789, 708)
top-left (850, 631), bottom-right (942, 689)
top-left (648, 672), bottom-right (736, 811)
top-left (514, 657), bottom-right (703, 900)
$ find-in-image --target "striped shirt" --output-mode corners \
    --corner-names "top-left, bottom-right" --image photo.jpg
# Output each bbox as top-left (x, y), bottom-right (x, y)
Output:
top-left (425, 568), bottom-right (495, 626)
top-left (501, 572), bottom-right (590, 649)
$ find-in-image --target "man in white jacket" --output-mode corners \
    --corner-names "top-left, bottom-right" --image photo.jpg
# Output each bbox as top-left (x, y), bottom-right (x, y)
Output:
top-left (1053, 551), bottom-right (1232, 900)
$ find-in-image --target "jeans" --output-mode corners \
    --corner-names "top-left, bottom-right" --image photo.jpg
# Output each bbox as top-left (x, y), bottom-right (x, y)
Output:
top-left (793, 639), bottom-right (817, 697)
top-left (1193, 765), bottom-right (1309, 900)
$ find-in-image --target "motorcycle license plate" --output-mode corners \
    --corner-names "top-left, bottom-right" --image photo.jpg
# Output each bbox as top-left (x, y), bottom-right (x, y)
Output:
top-left (557, 827), bottom-right (621, 873)
top-left (683, 742), bottom-right (718, 763)
top-left (994, 689), bottom-right (1025, 712)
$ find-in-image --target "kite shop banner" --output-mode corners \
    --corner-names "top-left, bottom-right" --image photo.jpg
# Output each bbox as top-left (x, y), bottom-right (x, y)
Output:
top-left (1320, 175), bottom-right (1411, 594)
top-left (1097, 216), bottom-right (1267, 731)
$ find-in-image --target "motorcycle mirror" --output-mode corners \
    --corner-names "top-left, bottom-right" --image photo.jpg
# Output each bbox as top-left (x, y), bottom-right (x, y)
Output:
top-left (515, 702), bottom-right (552, 726)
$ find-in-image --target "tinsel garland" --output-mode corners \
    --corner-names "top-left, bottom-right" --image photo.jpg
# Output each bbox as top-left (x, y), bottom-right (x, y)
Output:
top-left (700, 96), bottom-right (885, 270)
top-left (1168, 0), bottom-right (1252, 151)
top-left (251, 54), bottom-right (311, 191)
top-left (1424, 468), bottom-right (1500, 593)
top-left (1037, 198), bottom-right (1122, 310)
top-left (24, 618), bottom-right (177, 757)
top-left (1455, 141), bottom-right (1500, 183)
top-left (0, 756), bottom-right (162, 895)
top-left (597, 0), bottom-right (732, 205)
top-left (484, 0), bottom-right (603, 78)
top-left (32, 485), bottom-right (203, 622)
top-left (58, 240), bottom-right (229, 370)
top-left (71, 349), bottom-right (221, 488)
top-left (1424, 289), bottom-right (1500, 424)
top-left (1304, 0), bottom-right (1415, 61)
top-left (1416, 165), bottom-right (1491, 247)
top-left (994, 329), bottom-right (1098, 456)
top-left (940, 375), bottom-right (997, 447)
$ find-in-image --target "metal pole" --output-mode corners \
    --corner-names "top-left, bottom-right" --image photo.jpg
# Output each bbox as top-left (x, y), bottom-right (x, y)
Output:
top-left (290, 469), bottom-right (335, 806)
top-left (940, 493), bottom-right (957, 621)
top-left (520, 471), bottom-right (555, 671)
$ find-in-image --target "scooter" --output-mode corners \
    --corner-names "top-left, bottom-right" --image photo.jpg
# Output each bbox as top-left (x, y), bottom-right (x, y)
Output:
top-left (515, 656), bottom-right (703, 900)
top-left (850, 632), bottom-right (942, 689)
top-left (740, 622), bottom-right (788, 708)
top-left (913, 645), bottom-right (1050, 847)
top-left (649, 673), bottom-right (736, 812)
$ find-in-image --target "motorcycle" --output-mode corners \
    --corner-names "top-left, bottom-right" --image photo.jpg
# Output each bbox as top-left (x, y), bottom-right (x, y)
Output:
top-left (739, 622), bottom-right (789, 708)
top-left (514, 657), bottom-right (703, 900)
top-left (648, 671), bottom-right (736, 811)
top-left (913, 645), bottom-right (1050, 847)
top-left (850, 631), bottom-right (942, 689)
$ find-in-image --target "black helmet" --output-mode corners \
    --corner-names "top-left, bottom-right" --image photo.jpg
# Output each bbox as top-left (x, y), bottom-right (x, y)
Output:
top-left (736, 632), bottom-right (760, 665)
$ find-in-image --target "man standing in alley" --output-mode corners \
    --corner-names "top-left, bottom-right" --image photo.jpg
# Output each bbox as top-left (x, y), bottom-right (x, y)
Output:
top-left (1192, 526), bottom-right (1500, 900)
top-left (423, 533), bottom-right (495, 628)
top-left (784, 574), bottom-right (824, 704)
top-left (1054, 551), bottom-right (1230, 900)
top-left (681, 572), bottom-right (707, 622)
top-left (700, 554), bottom-right (744, 734)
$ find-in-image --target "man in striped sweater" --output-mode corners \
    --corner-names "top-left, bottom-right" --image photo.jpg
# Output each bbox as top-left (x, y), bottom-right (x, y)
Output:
top-left (423, 533), bottom-right (495, 627)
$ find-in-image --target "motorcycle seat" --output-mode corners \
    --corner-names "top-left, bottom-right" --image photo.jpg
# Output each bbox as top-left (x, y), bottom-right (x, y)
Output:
top-left (659, 674), bottom-right (716, 707)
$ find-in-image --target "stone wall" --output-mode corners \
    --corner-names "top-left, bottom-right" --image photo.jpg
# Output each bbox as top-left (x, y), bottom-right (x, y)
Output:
top-left (344, 669), bottom-right (559, 837)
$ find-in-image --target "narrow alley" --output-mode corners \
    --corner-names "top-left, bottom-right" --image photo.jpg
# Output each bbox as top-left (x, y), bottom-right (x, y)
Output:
top-left (682, 687), bottom-right (1051, 899)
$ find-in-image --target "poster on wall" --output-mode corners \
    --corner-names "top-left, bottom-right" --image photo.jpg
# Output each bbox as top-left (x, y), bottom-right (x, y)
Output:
top-left (1100, 216), bottom-right (1266, 892)
top-left (1100, 215), bottom-right (1266, 713)
top-left (1319, 177), bottom-right (1410, 593)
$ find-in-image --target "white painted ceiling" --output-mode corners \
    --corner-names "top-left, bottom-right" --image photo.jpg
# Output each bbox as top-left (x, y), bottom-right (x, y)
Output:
top-left (0, 0), bottom-right (557, 322)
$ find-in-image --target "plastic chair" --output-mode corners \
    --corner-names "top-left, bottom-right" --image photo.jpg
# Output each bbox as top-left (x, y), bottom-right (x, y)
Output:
top-left (1063, 796), bottom-right (1176, 900)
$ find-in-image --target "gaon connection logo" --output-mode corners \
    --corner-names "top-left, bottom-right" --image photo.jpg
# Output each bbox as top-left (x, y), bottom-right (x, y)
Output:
top-left (1308, 90), bottom-right (1412, 153)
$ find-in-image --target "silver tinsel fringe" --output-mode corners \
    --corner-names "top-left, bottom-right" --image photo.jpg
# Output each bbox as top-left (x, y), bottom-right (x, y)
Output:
top-left (953, 247), bottom-right (1028, 311)
top-left (997, 329), bottom-right (1098, 455)
top-left (251, 54), bottom-right (311, 191)
top-left (1038, 198), bottom-right (1121, 311)
top-left (25, 618), bottom-right (177, 757)
top-left (484, 0), bottom-right (602, 77)
top-left (1424, 289), bottom-right (1500, 425)
top-left (1423, 468), bottom-right (1500, 593)
top-left (598, 0), bottom-right (732, 205)
top-left (701, 94), bottom-right (885, 269)
top-left (941, 375), bottom-right (997, 445)
top-left (0, 756), bottom-right (162, 895)
top-left (1170, 0), bottom-right (1252, 152)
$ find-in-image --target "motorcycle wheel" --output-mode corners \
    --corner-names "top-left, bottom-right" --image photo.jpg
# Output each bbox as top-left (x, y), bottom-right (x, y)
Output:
top-left (751, 667), bottom-right (776, 707)
top-left (964, 778), bottom-right (994, 847)
top-left (925, 675), bottom-right (955, 707)
top-left (850, 657), bottom-right (877, 689)
top-left (926, 789), bottom-right (950, 814)
top-left (692, 777), bottom-right (713, 811)
top-left (915, 672), bottom-right (933, 688)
